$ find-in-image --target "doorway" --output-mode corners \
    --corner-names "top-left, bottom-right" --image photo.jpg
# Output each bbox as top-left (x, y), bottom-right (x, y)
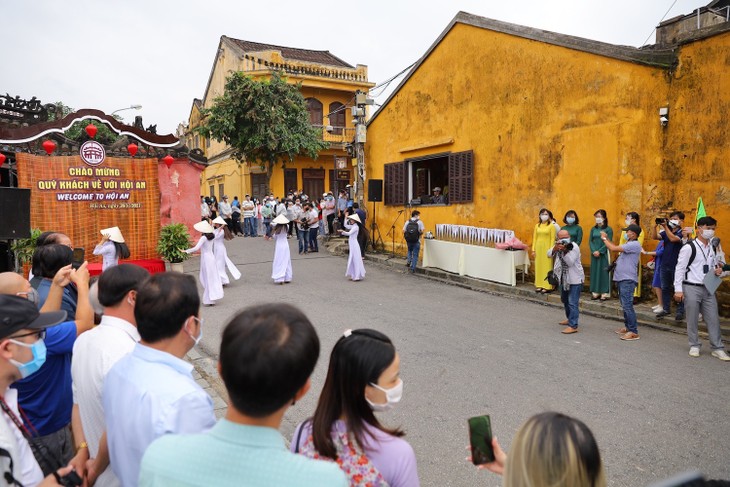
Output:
top-left (251, 174), bottom-right (268, 200)
top-left (284, 169), bottom-right (298, 195)
top-left (302, 169), bottom-right (324, 199)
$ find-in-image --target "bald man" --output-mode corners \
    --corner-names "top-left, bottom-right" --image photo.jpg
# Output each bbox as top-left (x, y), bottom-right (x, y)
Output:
top-left (0, 265), bottom-right (93, 475)
top-left (547, 229), bottom-right (585, 334)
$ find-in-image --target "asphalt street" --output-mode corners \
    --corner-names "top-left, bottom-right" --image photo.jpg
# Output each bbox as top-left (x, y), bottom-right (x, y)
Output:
top-left (186, 232), bottom-right (730, 487)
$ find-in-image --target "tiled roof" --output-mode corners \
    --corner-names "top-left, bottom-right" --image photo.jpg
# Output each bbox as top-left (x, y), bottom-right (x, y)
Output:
top-left (224, 37), bottom-right (354, 69)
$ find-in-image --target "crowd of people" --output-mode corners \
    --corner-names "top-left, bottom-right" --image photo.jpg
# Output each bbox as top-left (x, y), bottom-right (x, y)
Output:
top-left (532, 208), bottom-right (729, 361)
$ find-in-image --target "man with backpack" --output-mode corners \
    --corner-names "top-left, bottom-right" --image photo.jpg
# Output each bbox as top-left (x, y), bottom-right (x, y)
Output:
top-left (402, 210), bottom-right (425, 274)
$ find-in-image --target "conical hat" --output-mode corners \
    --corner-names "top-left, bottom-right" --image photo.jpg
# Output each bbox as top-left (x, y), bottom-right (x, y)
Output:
top-left (100, 226), bottom-right (124, 243)
top-left (193, 221), bottom-right (215, 234)
top-left (272, 214), bottom-right (290, 225)
top-left (347, 214), bottom-right (361, 224)
top-left (212, 216), bottom-right (227, 226)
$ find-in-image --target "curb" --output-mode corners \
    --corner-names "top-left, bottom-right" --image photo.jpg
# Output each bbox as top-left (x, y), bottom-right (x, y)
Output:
top-left (186, 347), bottom-right (228, 418)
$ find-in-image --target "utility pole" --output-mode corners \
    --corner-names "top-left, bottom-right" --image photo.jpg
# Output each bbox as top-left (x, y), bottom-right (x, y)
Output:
top-left (352, 90), bottom-right (373, 206)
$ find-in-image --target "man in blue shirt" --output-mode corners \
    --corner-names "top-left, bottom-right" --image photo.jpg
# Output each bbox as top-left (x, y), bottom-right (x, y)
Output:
top-left (651, 211), bottom-right (688, 320)
top-left (602, 224), bottom-right (643, 341)
top-left (103, 273), bottom-right (215, 487)
top-left (140, 303), bottom-right (347, 487)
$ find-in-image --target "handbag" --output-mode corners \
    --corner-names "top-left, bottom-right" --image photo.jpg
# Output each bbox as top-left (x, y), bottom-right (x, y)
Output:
top-left (545, 270), bottom-right (559, 287)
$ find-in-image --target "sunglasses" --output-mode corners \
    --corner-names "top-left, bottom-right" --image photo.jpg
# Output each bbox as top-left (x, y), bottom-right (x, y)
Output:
top-left (8, 330), bottom-right (46, 341)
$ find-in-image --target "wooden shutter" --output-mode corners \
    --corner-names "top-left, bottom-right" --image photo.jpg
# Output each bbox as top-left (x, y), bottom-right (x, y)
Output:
top-left (306, 98), bottom-right (323, 125)
top-left (384, 162), bottom-right (406, 206)
top-left (448, 150), bottom-right (474, 203)
top-left (328, 102), bottom-right (345, 134)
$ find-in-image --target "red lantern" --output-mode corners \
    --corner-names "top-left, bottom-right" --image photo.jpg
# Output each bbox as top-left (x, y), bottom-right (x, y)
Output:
top-left (0, 153), bottom-right (5, 167)
top-left (42, 140), bottom-right (56, 155)
top-left (162, 154), bottom-right (174, 168)
top-left (85, 123), bottom-right (98, 139)
top-left (127, 143), bottom-right (138, 157)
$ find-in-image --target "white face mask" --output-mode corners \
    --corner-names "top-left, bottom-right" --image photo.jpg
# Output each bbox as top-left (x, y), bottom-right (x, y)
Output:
top-left (366, 379), bottom-right (403, 412)
top-left (669, 219), bottom-right (680, 227)
top-left (559, 238), bottom-right (571, 244)
top-left (186, 317), bottom-right (203, 347)
top-left (625, 217), bottom-right (632, 226)
top-left (595, 217), bottom-right (604, 225)
top-left (702, 229), bottom-right (715, 240)
top-left (540, 214), bottom-right (549, 222)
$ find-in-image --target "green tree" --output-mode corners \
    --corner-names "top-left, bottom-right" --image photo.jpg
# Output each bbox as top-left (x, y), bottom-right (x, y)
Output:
top-left (50, 101), bottom-right (123, 145)
top-left (197, 71), bottom-right (328, 188)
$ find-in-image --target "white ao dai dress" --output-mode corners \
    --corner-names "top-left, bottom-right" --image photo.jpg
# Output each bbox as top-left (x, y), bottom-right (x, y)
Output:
top-left (185, 236), bottom-right (224, 305)
top-left (271, 229), bottom-right (292, 284)
top-left (342, 220), bottom-right (365, 281)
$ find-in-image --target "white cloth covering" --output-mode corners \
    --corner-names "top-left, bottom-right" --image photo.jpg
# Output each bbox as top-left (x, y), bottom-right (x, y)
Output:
top-left (185, 236), bottom-right (224, 305)
top-left (342, 220), bottom-right (366, 281)
top-left (271, 228), bottom-right (292, 283)
top-left (93, 240), bottom-right (118, 271)
top-left (213, 228), bottom-right (241, 286)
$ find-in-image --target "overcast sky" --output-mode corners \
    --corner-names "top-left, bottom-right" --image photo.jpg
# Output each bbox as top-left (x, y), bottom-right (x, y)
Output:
top-left (0, 0), bottom-right (710, 135)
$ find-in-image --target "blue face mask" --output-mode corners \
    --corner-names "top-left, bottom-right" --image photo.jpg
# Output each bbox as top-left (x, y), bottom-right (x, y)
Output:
top-left (9, 338), bottom-right (47, 379)
top-left (566, 217), bottom-right (575, 225)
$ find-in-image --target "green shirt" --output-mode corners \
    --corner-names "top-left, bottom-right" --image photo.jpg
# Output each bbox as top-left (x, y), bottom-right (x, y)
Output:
top-left (561, 224), bottom-right (583, 246)
top-left (140, 419), bottom-right (347, 487)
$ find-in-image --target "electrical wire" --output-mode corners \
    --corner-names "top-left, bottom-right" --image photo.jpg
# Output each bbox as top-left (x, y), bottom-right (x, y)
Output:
top-left (641, 0), bottom-right (680, 46)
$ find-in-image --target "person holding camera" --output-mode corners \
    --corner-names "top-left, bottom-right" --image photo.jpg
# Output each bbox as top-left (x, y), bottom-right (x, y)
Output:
top-left (298, 203), bottom-right (312, 254)
top-left (547, 230), bottom-right (584, 334)
top-left (601, 224), bottom-right (642, 341)
top-left (651, 211), bottom-right (689, 320)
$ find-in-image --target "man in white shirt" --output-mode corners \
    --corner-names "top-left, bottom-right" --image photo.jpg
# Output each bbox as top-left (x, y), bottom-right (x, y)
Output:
top-left (71, 264), bottom-right (151, 486)
top-left (241, 195), bottom-right (255, 237)
top-left (102, 273), bottom-right (215, 487)
top-left (200, 196), bottom-right (211, 221)
top-left (547, 230), bottom-right (585, 334)
top-left (218, 196), bottom-right (233, 232)
top-left (673, 216), bottom-right (730, 361)
top-left (307, 204), bottom-right (320, 252)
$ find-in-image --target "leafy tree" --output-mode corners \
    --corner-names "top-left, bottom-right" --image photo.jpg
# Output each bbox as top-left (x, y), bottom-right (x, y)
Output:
top-left (197, 71), bottom-right (328, 188)
top-left (50, 101), bottom-right (123, 145)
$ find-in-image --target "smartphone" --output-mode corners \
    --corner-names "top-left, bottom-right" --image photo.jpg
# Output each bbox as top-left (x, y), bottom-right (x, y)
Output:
top-left (72, 247), bottom-right (85, 270)
top-left (468, 415), bottom-right (495, 465)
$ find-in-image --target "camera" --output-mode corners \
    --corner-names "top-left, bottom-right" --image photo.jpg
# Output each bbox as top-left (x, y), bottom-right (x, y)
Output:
top-left (56, 470), bottom-right (83, 486)
top-left (655, 217), bottom-right (666, 225)
top-left (605, 262), bottom-right (617, 273)
top-left (299, 218), bottom-right (310, 230)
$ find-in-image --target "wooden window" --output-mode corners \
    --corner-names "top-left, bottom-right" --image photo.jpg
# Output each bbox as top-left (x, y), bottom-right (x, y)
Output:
top-left (384, 162), bottom-right (407, 206)
top-left (306, 98), bottom-right (323, 125)
top-left (447, 150), bottom-right (474, 203)
top-left (328, 102), bottom-right (345, 134)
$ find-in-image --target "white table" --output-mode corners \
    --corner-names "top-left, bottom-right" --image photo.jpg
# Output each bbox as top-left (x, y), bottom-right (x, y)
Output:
top-left (422, 239), bottom-right (529, 286)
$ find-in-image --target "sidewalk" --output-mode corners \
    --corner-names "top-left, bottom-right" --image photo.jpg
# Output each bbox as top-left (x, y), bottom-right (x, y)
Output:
top-left (324, 238), bottom-right (730, 339)
top-left (186, 347), bottom-right (228, 419)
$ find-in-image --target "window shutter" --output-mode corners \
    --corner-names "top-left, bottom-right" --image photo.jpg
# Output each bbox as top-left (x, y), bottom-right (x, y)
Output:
top-left (448, 150), bottom-right (474, 203)
top-left (384, 162), bottom-right (406, 206)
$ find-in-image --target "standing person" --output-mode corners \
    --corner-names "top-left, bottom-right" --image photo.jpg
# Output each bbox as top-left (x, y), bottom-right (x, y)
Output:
top-left (231, 202), bottom-right (243, 236)
top-left (339, 214), bottom-right (365, 281)
top-left (103, 273), bottom-right (216, 487)
top-left (182, 221), bottom-right (223, 306)
top-left (548, 230), bottom-right (584, 334)
top-left (242, 195), bottom-right (255, 237)
top-left (212, 217), bottom-right (241, 286)
top-left (403, 210), bottom-right (424, 274)
top-left (298, 203), bottom-right (312, 254)
top-left (308, 203), bottom-right (320, 253)
top-left (71, 264), bottom-right (151, 487)
top-left (292, 199), bottom-right (303, 239)
top-left (200, 196), bottom-right (211, 222)
top-left (646, 240), bottom-right (665, 312)
top-left (93, 226), bottom-right (130, 271)
top-left (336, 190), bottom-right (348, 229)
top-left (561, 210), bottom-right (583, 245)
top-left (652, 211), bottom-right (688, 321)
top-left (589, 209), bottom-right (613, 301)
top-left (262, 201), bottom-right (274, 240)
top-left (286, 200), bottom-right (298, 238)
top-left (292, 329), bottom-right (418, 487)
top-left (353, 202), bottom-right (367, 228)
top-left (218, 196), bottom-right (233, 233)
top-left (601, 224), bottom-right (642, 341)
top-left (271, 215), bottom-right (293, 285)
top-left (323, 192), bottom-right (336, 235)
top-left (208, 196), bottom-right (218, 220)
top-left (35, 245), bottom-right (78, 320)
top-left (532, 208), bottom-right (557, 294)
top-left (139, 304), bottom-right (347, 487)
top-left (619, 212), bottom-right (645, 299)
top-left (674, 216), bottom-right (730, 361)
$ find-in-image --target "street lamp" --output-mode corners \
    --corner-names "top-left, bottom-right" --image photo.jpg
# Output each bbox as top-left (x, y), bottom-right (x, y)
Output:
top-left (111, 104), bottom-right (142, 120)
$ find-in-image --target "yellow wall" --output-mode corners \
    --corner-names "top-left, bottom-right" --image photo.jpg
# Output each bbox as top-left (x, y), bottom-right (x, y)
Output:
top-left (366, 22), bottom-right (730, 261)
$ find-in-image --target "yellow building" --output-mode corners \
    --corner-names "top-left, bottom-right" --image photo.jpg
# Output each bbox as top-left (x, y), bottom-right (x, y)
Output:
top-left (192, 37), bottom-right (374, 200)
top-left (365, 11), bottom-right (730, 264)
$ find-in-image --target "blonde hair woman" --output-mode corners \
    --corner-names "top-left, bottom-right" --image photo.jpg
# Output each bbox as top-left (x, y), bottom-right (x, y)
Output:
top-left (478, 412), bottom-right (606, 487)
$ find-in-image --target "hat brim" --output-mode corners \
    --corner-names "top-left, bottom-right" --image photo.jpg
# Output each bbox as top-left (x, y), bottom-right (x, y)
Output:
top-left (194, 221), bottom-right (215, 233)
top-left (101, 226), bottom-right (125, 243)
top-left (272, 215), bottom-right (290, 225)
top-left (28, 310), bottom-right (67, 330)
top-left (212, 216), bottom-right (227, 226)
top-left (347, 214), bottom-right (361, 224)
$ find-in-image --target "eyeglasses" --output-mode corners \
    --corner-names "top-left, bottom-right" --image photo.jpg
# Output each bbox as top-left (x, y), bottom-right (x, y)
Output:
top-left (8, 330), bottom-right (46, 341)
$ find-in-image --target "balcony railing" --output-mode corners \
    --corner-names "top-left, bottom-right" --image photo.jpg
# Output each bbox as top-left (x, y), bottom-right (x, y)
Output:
top-left (312, 125), bottom-right (354, 148)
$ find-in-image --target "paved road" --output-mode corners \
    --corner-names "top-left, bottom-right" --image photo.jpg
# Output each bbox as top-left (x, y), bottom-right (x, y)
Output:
top-left (186, 234), bottom-right (730, 487)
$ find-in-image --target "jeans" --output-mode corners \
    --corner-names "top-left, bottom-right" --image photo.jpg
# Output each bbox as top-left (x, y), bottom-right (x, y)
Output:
top-left (406, 240), bottom-right (420, 272)
top-left (660, 265), bottom-right (685, 316)
top-left (309, 227), bottom-right (319, 251)
top-left (298, 227), bottom-right (309, 253)
top-left (264, 219), bottom-right (272, 238)
top-left (560, 284), bottom-right (582, 328)
top-left (617, 280), bottom-right (638, 334)
top-left (244, 217), bottom-right (255, 236)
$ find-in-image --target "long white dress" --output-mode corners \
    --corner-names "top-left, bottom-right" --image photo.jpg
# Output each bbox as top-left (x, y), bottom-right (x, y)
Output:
top-left (271, 228), bottom-right (292, 284)
top-left (93, 241), bottom-right (118, 271)
top-left (185, 236), bottom-right (224, 305)
top-left (213, 228), bottom-right (241, 285)
top-left (342, 220), bottom-right (366, 281)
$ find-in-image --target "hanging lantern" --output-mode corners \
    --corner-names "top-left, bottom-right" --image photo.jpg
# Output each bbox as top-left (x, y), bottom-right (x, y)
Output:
top-left (85, 123), bottom-right (98, 139)
top-left (0, 153), bottom-right (5, 167)
top-left (162, 154), bottom-right (174, 168)
top-left (127, 143), bottom-right (138, 157)
top-left (42, 140), bottom-right (56, 155)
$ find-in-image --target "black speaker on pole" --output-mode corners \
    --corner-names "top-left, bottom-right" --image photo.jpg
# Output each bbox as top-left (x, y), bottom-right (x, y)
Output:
top-left (0, 188), bottom-right (31, 240)
top-left (368, 179), bottom-right (383, 202)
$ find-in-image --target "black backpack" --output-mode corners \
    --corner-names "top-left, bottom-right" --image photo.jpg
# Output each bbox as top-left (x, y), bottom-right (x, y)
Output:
top-left (404, 220), bottom-right (421, 243)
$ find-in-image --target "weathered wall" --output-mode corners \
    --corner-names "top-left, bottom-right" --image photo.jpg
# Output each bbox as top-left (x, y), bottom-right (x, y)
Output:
top-left (158, 158), bottom-right (204, 237)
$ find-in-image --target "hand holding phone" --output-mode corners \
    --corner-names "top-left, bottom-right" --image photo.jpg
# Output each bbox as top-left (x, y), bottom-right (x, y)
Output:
top-left (72, 248), bottom-right (85, 270)
top-left (468, 415), bottom-right (495, 465)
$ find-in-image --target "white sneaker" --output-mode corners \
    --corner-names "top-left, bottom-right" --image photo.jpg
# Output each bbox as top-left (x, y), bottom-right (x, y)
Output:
top-left (688, 347), bottom-right (700, 358)
top-left (711, 350), bottom-right (730, 362)
top-left (652, 305), bottom-right (663, 312)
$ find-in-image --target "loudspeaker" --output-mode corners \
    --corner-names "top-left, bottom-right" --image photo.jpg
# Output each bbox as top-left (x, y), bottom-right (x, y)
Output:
top-left (368, 179), bottom-right (383, 202)
top-left (0, 188), bottom-right (31, 240)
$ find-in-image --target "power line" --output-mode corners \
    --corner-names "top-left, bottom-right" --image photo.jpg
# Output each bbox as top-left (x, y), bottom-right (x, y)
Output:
top-left (641, 0), bottom-right (680, 46)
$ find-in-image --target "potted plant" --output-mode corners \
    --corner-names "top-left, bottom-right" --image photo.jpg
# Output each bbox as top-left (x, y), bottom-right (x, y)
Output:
top-left (157, 223), bottom-right (191, 272)
top-left (10, 228), bottom-right (42, 274)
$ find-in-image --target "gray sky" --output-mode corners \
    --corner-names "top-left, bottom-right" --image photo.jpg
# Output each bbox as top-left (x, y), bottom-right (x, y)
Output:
top-left (0, 0), bottom-right (709, 135)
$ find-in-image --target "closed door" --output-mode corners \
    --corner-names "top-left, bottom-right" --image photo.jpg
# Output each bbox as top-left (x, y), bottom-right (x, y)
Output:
top-left (284, 169), bottom-right (298, 194)
top-left (251, 174), bottom-right (268, 200)
top-left (302, 169), bottom-right (324, 199)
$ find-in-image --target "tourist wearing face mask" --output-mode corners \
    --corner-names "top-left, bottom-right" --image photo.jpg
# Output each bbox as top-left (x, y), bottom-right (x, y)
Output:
top-left (548, 230), bottom-right (584, 334)
top-left (561, 210), bottom-right (583, 246)
top-left (532, 208), bottom-right (557, 294)
top-left (601, 224), bottom-right (642, 341)
top-left (651, 211), bottom-right (687, 320)
top-left (292, 329), bottom-right (419, 487)
top-left (673, 216), bottom-right (730, 361)
top-left (403, 210), bottom-right (425, 274)
top-left (619, 212), bottom-right (645, 300)
top-left (589, 209), bottom-right (613, 300)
